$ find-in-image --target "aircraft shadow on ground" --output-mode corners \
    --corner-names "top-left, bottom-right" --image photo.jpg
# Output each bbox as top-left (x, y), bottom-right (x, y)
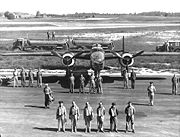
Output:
top-left (33, 127), bottom-right (126, 133)
top-left (24, 105), bottom-right (45, 109)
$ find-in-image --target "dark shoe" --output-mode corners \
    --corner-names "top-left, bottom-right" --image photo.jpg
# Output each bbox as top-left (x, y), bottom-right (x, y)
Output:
top-left (132, 130), bottom-right (135, 133)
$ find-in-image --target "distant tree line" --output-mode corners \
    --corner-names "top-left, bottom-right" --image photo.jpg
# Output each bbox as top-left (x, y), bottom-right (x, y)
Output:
top-left (136, 11), bottom-right (180, 17)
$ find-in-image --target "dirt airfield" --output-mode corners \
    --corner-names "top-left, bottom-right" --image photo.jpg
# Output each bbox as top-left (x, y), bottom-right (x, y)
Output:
top-left (0, 77), bottom-right (179, 137)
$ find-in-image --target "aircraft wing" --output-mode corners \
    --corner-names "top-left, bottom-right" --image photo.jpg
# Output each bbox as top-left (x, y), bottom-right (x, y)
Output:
top-left (140, 52), bottom-right (180, 56)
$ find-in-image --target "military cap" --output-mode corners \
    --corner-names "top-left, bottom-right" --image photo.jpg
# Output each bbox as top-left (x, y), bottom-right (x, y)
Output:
top-left (58, 101), bottom-right (63, 104)
top-left (112, 102), bottom-right (116, 106)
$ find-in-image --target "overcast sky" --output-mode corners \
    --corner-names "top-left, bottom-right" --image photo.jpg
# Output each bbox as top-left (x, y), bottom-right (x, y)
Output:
top-left (0, 0), bottom-right (180, 15)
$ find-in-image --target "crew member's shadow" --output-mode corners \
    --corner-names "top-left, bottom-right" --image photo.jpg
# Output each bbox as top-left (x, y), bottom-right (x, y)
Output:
top-left (155, 92), bottom-right (173, 95)
top-left (132, 102), bottom-right (149, 106)
top-left (24, 105), bottom-right (45, 109)
top-left (33, 127), bottom-right (57, 132)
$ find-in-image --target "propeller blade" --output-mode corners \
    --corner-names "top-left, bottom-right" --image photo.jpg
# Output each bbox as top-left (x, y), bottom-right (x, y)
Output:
top-left (122, 36), bottom-right (125, 53)
top-left (72, 51), bottom-right (84, 59)
top-left (111, 51), bottom-right (123, 59)
top-left (67, 51), bottom-right (84, 62)
top-left (132, 50), bottom-right (144, 58)
top-left (51, 50), bottom-right (63, 58)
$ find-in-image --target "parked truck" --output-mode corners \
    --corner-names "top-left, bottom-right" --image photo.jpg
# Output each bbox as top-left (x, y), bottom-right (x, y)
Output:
top-left (12, 38), bottom-right (69, 51)
top-left (156, 40), bottom-right (180, 52)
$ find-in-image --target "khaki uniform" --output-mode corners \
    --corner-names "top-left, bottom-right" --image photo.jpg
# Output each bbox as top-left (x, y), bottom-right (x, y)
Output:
top-left (89, 75), bottom-right (95, 93)
top-left (172, 75), bottom-right (177, 95)
top-left (130, 71), bottom-right (136, 89)
top-left (69, 75), bottom-right (75, 93)
top-left (83, 106), bottom-right (93, 132)
top-left (125, 105), bottom-right (135, 132)
top-left (56, 106), bottom-right (66, 132)
top-left (147, 85), bottom-right (156, 106)
top-left (13, 69), bottom-right (19, 87)
top-left (43, 86), bottom-right (52, 108)
top-left (37, 70), bottom-right (42, 87)
top-left (79, 76), bottom-right (85, 93)
top-left (96, 76), bottom-right (103, 94)
top-left (28, 70), bottom-right (34, 87)
top-left (123, 69), bottom-right (129, 89)
top-left (109, 106), bottom-right (118, 132)
top-left (20, 69), bottom-right (26, 87)
top-left (97, 106), bottom-right (105, 132)
top-left (69, 105), bottom-right (80, 132)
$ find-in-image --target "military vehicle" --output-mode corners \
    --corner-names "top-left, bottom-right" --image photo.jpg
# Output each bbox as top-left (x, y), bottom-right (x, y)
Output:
top-left (156, 40), bottom-right (180, 52)
top-left (68, 38), bottom-right (115, 50)
top-left (12, 38), bottom-right (69, 51)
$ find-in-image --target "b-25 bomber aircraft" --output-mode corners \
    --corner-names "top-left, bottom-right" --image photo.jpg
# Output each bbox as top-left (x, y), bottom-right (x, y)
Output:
top-left (1, 36), bottom-right (180, 88)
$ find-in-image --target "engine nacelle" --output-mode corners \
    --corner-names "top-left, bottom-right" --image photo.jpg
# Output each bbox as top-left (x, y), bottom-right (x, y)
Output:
top-left (62, 52), bottom-right (75, 67)
top-left (120, 53), bottom-right (134, 67)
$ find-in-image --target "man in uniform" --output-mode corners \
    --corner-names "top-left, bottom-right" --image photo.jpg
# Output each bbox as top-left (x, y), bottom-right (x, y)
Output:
top-left (89, 73), bottom-right (96, 93)
top-left (96, 102), bottom-right (105, 132)
top-left (52, 31), bottom-right (55, 40)
top-left (28, 68), bottom-right (34, 87)
top-left (83, 102), bottom-right (94, 133)
top-left (13, 68), bottom-right (19, 87)
top-left (37, 68), bottom-right (42, 88)
top-left (20, 67), bottom-right (26, 87)
top-left (147, 82), bottom-right (156, 106)
top-left (47, 31), bottom-right (50, 40)
top-left (125, 101), bottom-right (135, 133)
top-left (79, 74), bottom-right (85, 93)
top-left (56, 101), bottom-right (67, 132)
top-left (69, 73), bottom-right (75, 93)
top-left (123, 69), bottom-right (129, 89)
top-left (130, 69), bottom-right (136, 89)
top-left (96, 76), bottom-right (103, 94)
top-left (69, 101), bottom-right (80, 132)
top-left (172, 74), bottom-right (178, 95)
top-left (109, 102), bottom-right (119, 132)
top-left (43, 84), bottom-right (53, 109)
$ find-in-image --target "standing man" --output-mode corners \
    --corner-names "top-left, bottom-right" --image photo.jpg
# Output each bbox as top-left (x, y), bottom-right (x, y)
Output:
top-left (83, 102), bottom-right (94, 133)
top-left (130, 69), bottom-right (136, 89)
top-left (52, 31), bottom-right (55, 40)
top-left (123, 69), bottom-right (129, 89)
top-left (109, 102), bottom-right (118, 132)
top-left (69, 73), bottom-right (75, 93)
top-left (56, 101), bottom-right (67, 132)
top-left (147, 82), bottom-right (156, 106)
top-left (37, 68), bottom-right (42, 88)
top-left (97, 76), bottom-right (103, 94)
top-left (13, 68), bottom-right (19, 87)
top-left (89, 73), bottom-right (96, 93)
top-left (125, 101), bottom-right (135, 133)
top-left (20, 67), bottom-right (26, 87)
top-left (43, 84), bottom-right (52, 109)
top-left (172, 74), bottom-right (178, 95)
top-left (47, 31), bottom-right (50, 40)
top-left (69, 101), bottom-right (80, 132)
top-left (28, 68), bottom-right (34, 87)
top-left (79, 74), bottom-right (85, 93)
top-left (96, 102), bottom-right (105, 132)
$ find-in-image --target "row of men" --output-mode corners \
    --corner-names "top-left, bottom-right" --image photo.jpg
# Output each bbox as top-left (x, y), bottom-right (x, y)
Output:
top-left (55, 101), bottom-right (135, 133)
top-left (47, 31), bottom-right (55, 40)
top-left (13, 68), bottom-right (42, 88)
top-left (69, 73), bottom-right (103, 94)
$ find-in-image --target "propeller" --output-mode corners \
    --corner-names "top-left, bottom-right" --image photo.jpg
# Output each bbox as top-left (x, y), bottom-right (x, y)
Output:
top-left (67, 51), bottom-right (84, 62)
top-left (111, 51), bottom-right (123, 59)
top-left (51, 50), bottom-right (63, 59)
top-left (132, 50), bottom-right (144, 58)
